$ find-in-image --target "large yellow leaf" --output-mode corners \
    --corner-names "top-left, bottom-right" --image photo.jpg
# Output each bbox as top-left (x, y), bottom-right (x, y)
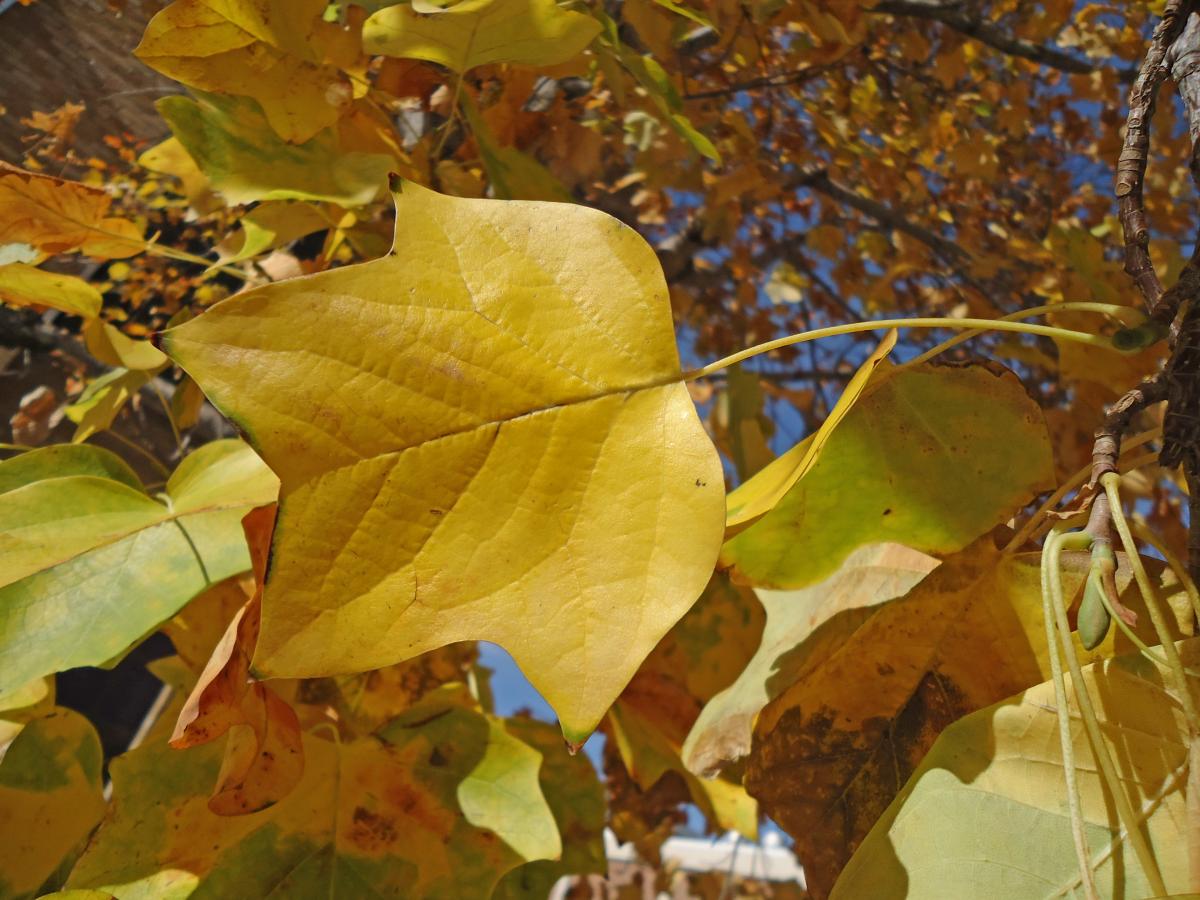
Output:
top-left (162, 179), bottom-right (725, 743)
top-left (362, 0), bottom-right (602, 73)
top-left (725, 540), bottom-right (1193, 897)
top-left (135, 0), bottom-right (357, 144)
top-left (833, 640), bottom-right (1200, 899)
top-left (0, 163), bottom-right (142, 262)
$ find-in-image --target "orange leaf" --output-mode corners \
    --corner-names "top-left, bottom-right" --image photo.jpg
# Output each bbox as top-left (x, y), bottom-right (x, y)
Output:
top-left (169, 504), bottom-right (303, 815)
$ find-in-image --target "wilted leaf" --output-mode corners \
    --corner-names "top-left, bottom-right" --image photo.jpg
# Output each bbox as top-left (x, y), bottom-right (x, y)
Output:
top-left (0, 710), bottom-right (104, 900)
top-left (135, 0), bottom-right (357, 144)
top-left (724, 360), bottom-right (1054, 586)
top-left (493, 717), bottom-right (607, 899)
top-left (0, 440), bottom-right (279, 695)
top-left (684, 543), bottom-right (939, 776)
top-left (725, 330), bottom-right (896, 533)
top-left (610, 694), bottom-right (757, 840)
top-left (833, 640), bottom-right (1200, 899)
top-left (171, 506), bottom-right (304, 816)
top-left (0, 162), bottom-right (142, 261)
top-left (0, 264), bottom-right (101, 317)
top-left (68, 694), bottom-right (560, 898)
top-left (157, 93), bottom-right (394, 207)
top-left (162, 576), bottom-right (253, 674)
top-left (363, 0), bottom-right (601, 72)
top-left (161, 179), bottom-right (724, 743)
top-left (736, 541), bottom-right (1193, 896)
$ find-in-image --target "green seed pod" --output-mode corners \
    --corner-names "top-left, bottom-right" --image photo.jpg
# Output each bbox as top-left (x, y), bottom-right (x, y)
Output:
top-left (1078, 542), bottom-right (1116, 650)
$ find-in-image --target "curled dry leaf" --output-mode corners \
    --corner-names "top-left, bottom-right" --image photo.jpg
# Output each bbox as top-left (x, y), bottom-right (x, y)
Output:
top-left (170, 504), bottom-right (304, 816)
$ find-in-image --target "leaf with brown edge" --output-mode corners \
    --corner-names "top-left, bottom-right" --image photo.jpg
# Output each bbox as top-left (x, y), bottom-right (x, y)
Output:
top-left (832, 640), bottom-right (1200, 899)
top-left (0, 162), bottom-right (143, 261)
top-left (160, 178), bottom-right (724, 745)
top-left (170, 505), bottom-right (304, 816)
top-left (732, 540), bottom-right (1193, 898)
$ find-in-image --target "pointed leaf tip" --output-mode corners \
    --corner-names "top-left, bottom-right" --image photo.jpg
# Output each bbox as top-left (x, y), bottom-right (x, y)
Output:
top-left (388, 172), bottom-right (405, 193)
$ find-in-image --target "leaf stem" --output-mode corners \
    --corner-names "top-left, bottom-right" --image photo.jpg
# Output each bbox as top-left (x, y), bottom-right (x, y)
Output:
top-left (685, 317), bottom-right (1116, 380)
top-left (905, 302), bottom-right (1141, 367)
top-left (1004, 434), bottom-right (1161, 553)
top-left (95, 430), bottom-right (170, 480)
top-left (1046, 527), bottom-right (1169, 896)
top-left (1101, 473), bottom-right (1200, 732)
top-left (1041, 528), bottom-right (1100, 900)
top-left (1128, 519), bottom-right (1200, 625)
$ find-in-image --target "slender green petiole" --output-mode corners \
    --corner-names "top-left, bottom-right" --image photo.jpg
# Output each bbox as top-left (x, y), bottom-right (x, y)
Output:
top-left (1046, 528), bottom-right (1169, 897)
top-left (1041, 529), bottom-right (1100, 900)
top-left (1128, 519), bottom-right (1200, 625)
top-left (685, 316), bottom-right (1117, 380)
top-left (1101, 473), bottom-right (1200, 733)
top-left (906, 302), bottom-right (1143, 367)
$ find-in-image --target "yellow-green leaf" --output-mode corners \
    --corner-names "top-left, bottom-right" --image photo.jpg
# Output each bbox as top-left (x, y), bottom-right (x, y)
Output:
top-left (493, 718), bottom-right (607, 899)
top-left (833, 640), bottom-right (1200, 899)
top-left (215, 201), bottom-right (330, 268)
top-left (362, 0), bottom-right (602, 72)
top-left (68, 696), bottom-right (560, 898)
top-left (0, 440), bottom-right (279, 695)
top-left (62, 369), bottom-right (151, 443)
top-left (723, 360), bottom-right (1054, 587)
top-left (156, 93), bottom-right (394, 207)
top-left (161, 179), bottom-right (724, 743)
top-left (725, 329), bottom-right (896, 533)
top-left (0, 264), bottom-right (102, 318)
top-left (0, 710), bottom-right (104, 900)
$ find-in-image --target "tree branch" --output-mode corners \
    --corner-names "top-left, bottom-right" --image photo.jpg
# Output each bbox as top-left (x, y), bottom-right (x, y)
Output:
top-left (873, 0), bottom-right (1133, 78)
top-left (792, 165), bottom-right (971, 267)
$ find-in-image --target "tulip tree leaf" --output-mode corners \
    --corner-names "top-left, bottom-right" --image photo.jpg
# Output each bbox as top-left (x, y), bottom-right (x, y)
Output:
top-left (722, 360), bottom-right (1055, 588)
top-left (161, 179), bottom-right (725, 744)
top-left (0, 440), bottom-right (279, 695)
top-left (0, 709), bottom-right (105, 900)
top-left (363, 0), bottom-right (602, 73)
top-left (67, 697), bottom-right (561, 899)
top-left (727, 541), bottom-right (1193, 897)
top-left (832, 640), bottom-right (1200, 900)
